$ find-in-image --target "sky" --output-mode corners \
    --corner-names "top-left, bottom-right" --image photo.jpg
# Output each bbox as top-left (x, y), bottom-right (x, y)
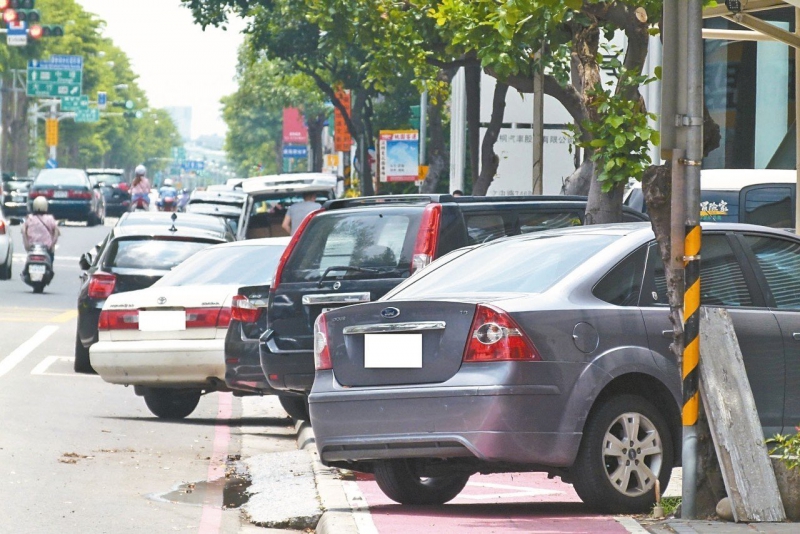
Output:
top-left (78, 0), bottom-right (246, 139)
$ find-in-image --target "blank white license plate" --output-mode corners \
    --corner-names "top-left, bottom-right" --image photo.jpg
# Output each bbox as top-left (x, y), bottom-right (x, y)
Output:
top-left (53, 191), bottom-right (68, 198)
top-left (364, 334), bottom-right (422, 368)
top-left (29, 264), bottom-right (45, 281)
top-left (138, 310), bottom-right (186, 332)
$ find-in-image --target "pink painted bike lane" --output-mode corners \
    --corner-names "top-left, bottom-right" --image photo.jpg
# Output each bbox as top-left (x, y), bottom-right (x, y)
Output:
top-left (354, 472), bottom-right (634, 534)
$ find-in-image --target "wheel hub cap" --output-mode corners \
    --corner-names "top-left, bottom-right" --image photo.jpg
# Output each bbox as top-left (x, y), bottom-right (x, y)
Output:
top-left (602, 412), bottom-right (663, 498)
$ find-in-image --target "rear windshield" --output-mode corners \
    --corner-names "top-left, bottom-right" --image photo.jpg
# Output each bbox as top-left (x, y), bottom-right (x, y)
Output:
top-left (89, 173), bottom-right (125, 185)
top-left (35, 170), bottom-right (87, 187)
top-left (281, 209), bottom-right (422, 283)
top-left (250, 192), bottom-right (333, 216)
top-left (156, 244), bottom-right (285, 287)
top-left (700, 191), bottom-right (739, 222)
top-left (104, 237), bottom-right (215, 271)
top-left (392, 234), bottom-right (620, 298)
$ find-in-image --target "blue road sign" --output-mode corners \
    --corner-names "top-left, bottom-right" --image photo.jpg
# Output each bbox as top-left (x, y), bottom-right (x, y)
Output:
top-left (283, 145), bottom-right (308, 158)
top-left (181, 160), bottom-right (205, 171)
top-left (97, 91), bottom-right (107, 107)
top-left (29, 55), bottom-right (83, 71)
top-left (46, 158), bottom-right (58, 169)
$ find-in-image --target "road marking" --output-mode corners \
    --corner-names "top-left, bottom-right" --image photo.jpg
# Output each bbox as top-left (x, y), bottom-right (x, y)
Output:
top-left (615, 516), bottom-right (651, 533)
top-left (50, 310), bottom-right (78, 323)
top-left (342, 480), bottom-right (379, 534)
top-left (0, 325), bottom-right (59, 379)
top-left (0, 307), bottom-right (77, 323)
top-left (13, 254), bottom-right (80, 262)
top-left (30, 356), bottom-right (93, 377)
top-left (198, 392), bottom-right (232, 534)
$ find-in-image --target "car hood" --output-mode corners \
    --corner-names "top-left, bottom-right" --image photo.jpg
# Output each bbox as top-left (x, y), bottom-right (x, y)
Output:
top-left (104, 284), bottom-right (239, 311)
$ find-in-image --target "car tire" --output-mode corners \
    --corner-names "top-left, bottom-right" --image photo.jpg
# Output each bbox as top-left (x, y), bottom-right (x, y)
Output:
top-left (572, 394), bottom-right (674, 513)
top-left (74, 334), bottom-right (96, 374)
top-left (0, 253), bottom-right (11, 280)
top-left (87, 213), bottom-right (98, 227)
top-left (143, 388), bottom-right (202, 420)
top-left (373, 459), bottom-right (470, 505)
top-left (32, 282), bottom-right (45, 293)
top-left (278, 395), bottom-right (309, 420)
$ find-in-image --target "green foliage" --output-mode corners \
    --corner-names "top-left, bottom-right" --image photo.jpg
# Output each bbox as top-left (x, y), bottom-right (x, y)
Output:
top-left (568, 69), bottom-right (660, 192)
top-left (769, 427), bottom-right (800, 471)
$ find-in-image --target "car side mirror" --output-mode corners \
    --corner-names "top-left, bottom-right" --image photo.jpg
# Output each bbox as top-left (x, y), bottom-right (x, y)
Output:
top-left (79, 253), bottom-right (92, 271)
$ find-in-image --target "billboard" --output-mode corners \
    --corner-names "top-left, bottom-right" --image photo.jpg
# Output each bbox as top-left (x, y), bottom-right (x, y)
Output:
top-left (379, 130), bottom-right (419, 182)
top-left (282, 108), bottom-right (308, 145)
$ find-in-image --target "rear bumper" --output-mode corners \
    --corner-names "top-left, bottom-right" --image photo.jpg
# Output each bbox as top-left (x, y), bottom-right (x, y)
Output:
top-left (45, 200), bottom-right (93, 220)
top-left (225, 328), bottom-right (276, 395)
top-left (260, 342), bottom-right (314, 393)
top-left (90, 338), bottom-right (225, 387)
top-left (309, 370), bottom-right (579, 468)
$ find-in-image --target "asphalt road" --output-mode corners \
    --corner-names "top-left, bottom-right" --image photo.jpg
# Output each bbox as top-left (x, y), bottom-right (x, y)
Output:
top-left (0, 219), bottom-right (296, 534)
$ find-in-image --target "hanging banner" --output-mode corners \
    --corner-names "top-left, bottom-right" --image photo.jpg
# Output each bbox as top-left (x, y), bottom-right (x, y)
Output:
top-left (334, 90), bottom-right (352, 152)
top-left (378, 130), bottom-right (419, 182)
top-left (282, 108), bottom-right (308, 145)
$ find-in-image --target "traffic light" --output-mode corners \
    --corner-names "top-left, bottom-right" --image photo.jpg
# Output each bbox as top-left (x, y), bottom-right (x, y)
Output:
top-left (17, 9), bottom-right (40, 23)
top-left (28, 24), bottom-right (63, 39)
top-left (123, 110), bottom-right (143, 119)
top-left (2, 8), bottom-right (16, 23)
top-left (10, 0), bottom-right (35, 8)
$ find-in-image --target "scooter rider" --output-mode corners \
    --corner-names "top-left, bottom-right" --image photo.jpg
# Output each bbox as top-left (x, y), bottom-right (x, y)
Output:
top-left (22, 197), bottom-right (60, 262)
top-left (130, 164), bottom-right (151, 211)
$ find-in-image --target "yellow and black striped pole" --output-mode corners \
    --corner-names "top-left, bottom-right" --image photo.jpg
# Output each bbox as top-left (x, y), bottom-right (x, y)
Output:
top-left (683, 224), bottom-right (701, 426)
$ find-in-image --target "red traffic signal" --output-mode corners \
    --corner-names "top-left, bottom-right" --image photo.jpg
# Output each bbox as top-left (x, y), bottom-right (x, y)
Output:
top-left (28, 23), bottom-right (42, 39)
top-left (0, 0), bottom-right (9, 10)
top-left (2, 8), bottom-right (17, 23)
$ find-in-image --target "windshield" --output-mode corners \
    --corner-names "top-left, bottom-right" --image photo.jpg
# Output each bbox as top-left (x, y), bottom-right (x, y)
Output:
top-left (89, 173), bottom-right (125, 185)
top-left (391, 234), bottom-right (620, 299)
top-left (35, 170), bottom-right (87, 187)
top-left (104, 237), bottom-right (216, 271)
top-left (156, 244), bottom-right (285, 287)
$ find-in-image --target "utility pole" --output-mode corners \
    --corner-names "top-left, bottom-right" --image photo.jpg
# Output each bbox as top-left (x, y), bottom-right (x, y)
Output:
top-left (419, 90), bottom-right (427, 193)
top-left (532, 48), bottom-right (544, 195)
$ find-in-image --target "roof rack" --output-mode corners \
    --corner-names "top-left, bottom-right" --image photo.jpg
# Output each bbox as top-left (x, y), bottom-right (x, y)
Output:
top-left (324, 194), bottom-right (591, 210)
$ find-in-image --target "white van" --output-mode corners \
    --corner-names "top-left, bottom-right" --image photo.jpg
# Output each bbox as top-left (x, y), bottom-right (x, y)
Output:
top-left (624, 169), bottom-right (797, 228)
top-left (236, 173), bottom-right (338, 240)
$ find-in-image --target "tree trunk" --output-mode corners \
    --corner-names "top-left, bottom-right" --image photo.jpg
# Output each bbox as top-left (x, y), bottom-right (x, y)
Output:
top-left (472, 81), bottom-right (508, 196)
top-left (421, 91), bottom-right (448, 193)
top-left (307, 112), bottom-right (325, 172)
top-left (351, 88), bottom-right (375, 196)
top-left (465, 63), bottom-right (481, 187)
top-left (562, 156), bottom-right (593, 195)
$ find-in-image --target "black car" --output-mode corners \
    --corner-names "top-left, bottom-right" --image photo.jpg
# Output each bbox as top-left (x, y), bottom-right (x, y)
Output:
top-left (86, 169), bottom-right (130, 216)
top-left (260, 194), bottom-right (649, 403)
top-left (29, 168), bottom-right (105, 225)
top-left (74, 213), bottom-right (234, 373)
top-left (2, 173), bottom-right (32, 221)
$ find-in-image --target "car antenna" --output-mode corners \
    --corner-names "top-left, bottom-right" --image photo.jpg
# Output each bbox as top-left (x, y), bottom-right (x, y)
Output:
top-left (169, 212), bottom-right (178, 232)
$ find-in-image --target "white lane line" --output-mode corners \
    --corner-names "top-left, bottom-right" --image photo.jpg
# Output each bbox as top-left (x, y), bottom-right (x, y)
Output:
top-left (13, 254), bottom-right (80, 262)
top-left (0, 326), bottom-right (59, 379)
top-left (615, 516), bottom-right (652, 533)
top-left (30, 356), bottom-right (93, 377)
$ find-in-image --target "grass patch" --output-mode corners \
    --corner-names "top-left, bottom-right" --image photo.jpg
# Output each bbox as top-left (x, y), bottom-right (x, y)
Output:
top-left (655, 496), bottom-right (682, 517)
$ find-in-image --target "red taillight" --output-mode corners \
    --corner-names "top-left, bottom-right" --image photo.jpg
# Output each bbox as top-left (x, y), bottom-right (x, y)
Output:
top-left (69, 190), bottom-right (93, 199)
top-left (231, 295), bottom-right (262, 323)
top-left (30, 189), bottom-right (53, 199)
top-left (271, 208), bottom-right (322, 293)
top-left (462, 304), bottom-right (540, 362)
top-left (185, 307), bottom-right (232, 329)
top-left (411, 203), bottom-right (442, 273)
top-left (28, 255), bottom-right (48, 262)
top-left (0, 220), bottom-right (5, 235)
top-left (118, 183), bottom-right (130, 192)
top-left (88, 273), bottom-right (117, 300)
top-left (98, 310), bottom-right (139, 331)
top-left (314, 313), bottom-right (332, 370)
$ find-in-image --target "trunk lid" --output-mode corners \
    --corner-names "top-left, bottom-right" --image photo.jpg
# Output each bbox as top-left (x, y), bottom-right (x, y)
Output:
top-left (323, 300), bottom-right (476, 387)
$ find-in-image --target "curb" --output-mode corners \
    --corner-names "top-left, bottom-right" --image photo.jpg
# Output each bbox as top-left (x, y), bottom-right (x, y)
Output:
top-left (295, 420), bottom-right (360, 534)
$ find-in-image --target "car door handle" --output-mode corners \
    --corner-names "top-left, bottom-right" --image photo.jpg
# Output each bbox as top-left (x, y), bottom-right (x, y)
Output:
top-left (662, 330), bottom-right (673, 338)
top-left (793, 333), bottom-right (800, 341)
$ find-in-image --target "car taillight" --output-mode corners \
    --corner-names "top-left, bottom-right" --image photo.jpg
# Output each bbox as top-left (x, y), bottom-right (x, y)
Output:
top-left (314, 313), bottom-right (332, 371)
top-left (271, 208), bottom-right (322, 293)
top-left (0, 220), bottom-right (5, 235)
top-left (462, 304), bottom-right (540, 362)
top-left (231, 295), bottom-right (262, 323)
top-left (30, 189), bottom-right (53, 199)
top-left (68, 190), bottom-right (92, 199)
top-left (185, 307), bottom-right (231, 329)
top-left (88, 273), bottom-right (117, 299)
top-left (411, 203), bottom-right (442, 273)
top-left (28, 255), bottom-right (48, 262)
top-left (98, 310), bottom-right (139, 331)
top-left (118, 183), bottom-right (130, 192)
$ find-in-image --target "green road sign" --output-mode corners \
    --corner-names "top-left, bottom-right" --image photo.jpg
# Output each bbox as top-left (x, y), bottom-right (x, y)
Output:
top-left (61, 95), bottom-right (89, 111)
top-left (75, 108), bottom-right (100, 123)
top-left (171, 147), bottom-right (187, 161)
top-left (26, 68), bottom-right (83, 97)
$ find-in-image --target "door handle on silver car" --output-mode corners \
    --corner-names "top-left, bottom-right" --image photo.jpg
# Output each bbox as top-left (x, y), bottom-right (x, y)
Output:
top-left (662, 330), bottom-right (673, 338)
top-left (302, 293), bottom-right (371, 306)
top-left (793, 333), bottom-right (800, 341)
top-left (343, 321), bottom-right (446, 335)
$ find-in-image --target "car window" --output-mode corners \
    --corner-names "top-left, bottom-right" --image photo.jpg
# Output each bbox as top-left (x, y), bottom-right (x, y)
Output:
top-left (593, 245), bottom-right (648, 306)
top-left (104, 238), bottom-right (215, 271)
top-left (465, 214), bottom-right (508, 244)
top-left (519, 211), bottom-right (582, 233)
top-left (393, 234), bottom-right (620, 298)
top-left (700, 191), bottom-right (739, 222)
top-left (156, 244), bottom-right (285, 287)
top-left (743, 187), bottom-right (793, 228)
top-left (742, 235), bottom-right (800, 309)
top-left (35, 170), bottom-right (87, 187)
top-left (282, 210), bottom-right (421, 282)
top-left (647, 235), bottom-right (752, 307)
top-left (89, 173), bottom-right (124, 185)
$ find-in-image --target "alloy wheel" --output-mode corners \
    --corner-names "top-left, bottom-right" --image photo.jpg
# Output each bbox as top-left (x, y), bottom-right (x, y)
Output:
top-left (602, 412), bottom-right (663, 497)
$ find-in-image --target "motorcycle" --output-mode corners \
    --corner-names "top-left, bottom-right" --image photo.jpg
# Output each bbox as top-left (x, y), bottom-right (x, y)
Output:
top-left (131, 195), bottom-right (150, 212)
top-left (21, 244), bottom-right (54, 294)
top-left (157, 191), bottom-right (177, 212)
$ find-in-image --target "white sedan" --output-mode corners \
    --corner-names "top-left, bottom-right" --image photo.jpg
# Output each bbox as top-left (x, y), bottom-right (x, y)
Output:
top-left (91, 237), bottom-right (289, 419)
top-left (0, 204), bottom-right (13, 280)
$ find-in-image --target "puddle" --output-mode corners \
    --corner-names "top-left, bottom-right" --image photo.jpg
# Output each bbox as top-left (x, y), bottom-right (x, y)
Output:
top-left (150, 475), bottom-right (252, 509)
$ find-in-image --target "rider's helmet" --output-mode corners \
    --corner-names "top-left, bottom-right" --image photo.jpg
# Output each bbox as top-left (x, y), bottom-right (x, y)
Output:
top-left (163, 178), bottom-right (173, 187)
top-left (32, 196), bottom-right (49, 213)
top-left (134, 164), bottom-right (147, 177)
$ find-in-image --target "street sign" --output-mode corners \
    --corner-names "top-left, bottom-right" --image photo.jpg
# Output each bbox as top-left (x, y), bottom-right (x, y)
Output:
top-left (282, 145), bottom-right (308, 158)
top-left (61, 95), bottom-right (89, 111)
top-left (46, 158), bottom-right (58, 169)
top-left (334, 89), bottom-right (352, 152)
top-left (45, 118), bottom-right (58, 147)
top-left (74, 108), bottom-right (100, 123)
top-left (27, 55), bottom-right (83, 98)
top-left (171, 147), bottom-right (186, 161)
top-left (181, 160), bottom-right (205, 171)
top-left (7, 22), bottom-right (27, 47)
top-left (97, 91), bottom-right (107, 110)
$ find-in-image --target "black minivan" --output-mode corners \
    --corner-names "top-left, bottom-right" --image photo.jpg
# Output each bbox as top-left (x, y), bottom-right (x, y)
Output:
top-left (258, 194), bottom-right (649, 406)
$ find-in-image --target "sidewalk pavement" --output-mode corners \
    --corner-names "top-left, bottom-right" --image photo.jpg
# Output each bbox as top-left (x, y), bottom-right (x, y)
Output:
top-left (643, 520), bottom-right (800, 533)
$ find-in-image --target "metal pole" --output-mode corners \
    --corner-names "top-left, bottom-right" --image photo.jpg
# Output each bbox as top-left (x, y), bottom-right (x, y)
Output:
top-left (49, 102), bottom-right (57, 163)
top-left (681, 0), bottom-right (704, 520)
top-left (532, 47), bottom-right (544, 195)
top-left (419, 90), bottom-right (428, 194)
top-left (795, 7), bottom-right (800, 233)
top-left (0, 78), bottom-right (4, 175)
top-left (449, 68), bottom-right (466, 193)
